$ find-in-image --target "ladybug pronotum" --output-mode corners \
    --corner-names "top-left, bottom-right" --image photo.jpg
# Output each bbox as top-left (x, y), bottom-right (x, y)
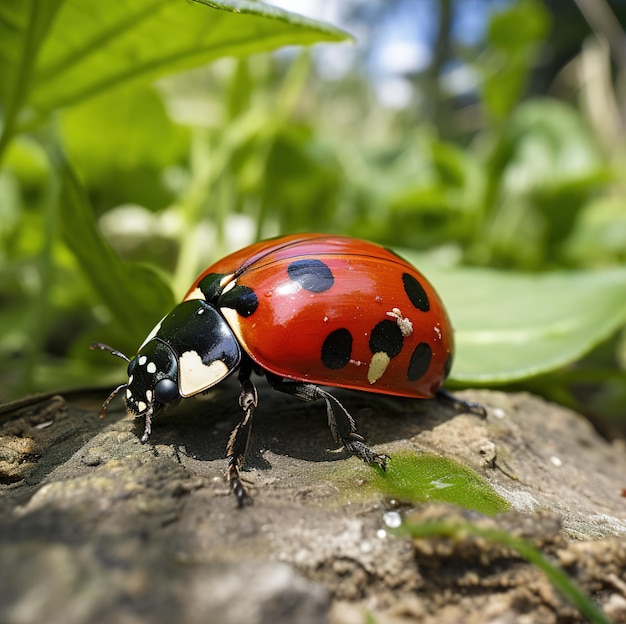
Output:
top-left (93, 234), bottom-right (483, 506)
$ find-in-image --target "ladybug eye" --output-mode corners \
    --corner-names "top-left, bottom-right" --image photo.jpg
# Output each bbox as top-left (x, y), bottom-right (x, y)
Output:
top-left (154, 378), bottom-right (179, 404)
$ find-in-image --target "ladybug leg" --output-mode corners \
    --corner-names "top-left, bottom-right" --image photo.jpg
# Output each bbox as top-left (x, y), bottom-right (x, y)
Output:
top-left (225, 359), bottom-right (258, 507)
top-left (435, 389), bottom-right (487, 418)
top-left (267, 375), bottom-right (387, 470)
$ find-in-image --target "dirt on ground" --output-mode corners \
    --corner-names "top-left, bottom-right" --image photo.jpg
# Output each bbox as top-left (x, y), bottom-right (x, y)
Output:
top-left (1, 383), bottom-right (625, 623)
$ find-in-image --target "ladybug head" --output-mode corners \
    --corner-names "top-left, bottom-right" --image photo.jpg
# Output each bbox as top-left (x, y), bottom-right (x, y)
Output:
top-left (126, 339), bottom-right (180, 417)
top-left (91, 299), bottom-right (242, 442)
top-left (91, 339), bottom-right (180, 442)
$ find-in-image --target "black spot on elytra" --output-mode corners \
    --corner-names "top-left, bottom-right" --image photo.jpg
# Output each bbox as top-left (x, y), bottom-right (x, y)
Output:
top-left (402, 273), bottom-right (429, 312)
top-left (369, 320), bottom-right (403, 358)
top-left (408, 343), bottom-right (432, 382)
top-left (443, 353), bottom-right (453, 379)
top-left (287, 259), bottom-right (334, 293)
top-left (218, 285), bottom-right (259, 317)
top-left (321, 328), bottom-right (353, 370)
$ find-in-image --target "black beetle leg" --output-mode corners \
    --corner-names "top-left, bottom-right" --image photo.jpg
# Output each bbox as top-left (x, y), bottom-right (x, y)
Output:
top-left (435, 388), bottom-right (487, 418)
top-left (226, 358), bottom-right (258, 507)
top-left (140, 408), bottom-right (153, 443)
top-left (267, 374), bottom-right (388, 470)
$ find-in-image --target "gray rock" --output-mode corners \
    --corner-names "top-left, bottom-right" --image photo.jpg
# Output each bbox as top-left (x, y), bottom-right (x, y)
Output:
top-left (1, 384), bottom-right (625, 623)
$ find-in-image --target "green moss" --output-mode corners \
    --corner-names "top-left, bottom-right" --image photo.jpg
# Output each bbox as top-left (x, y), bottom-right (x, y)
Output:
top-left (340, 451), bottom-right (510, 516)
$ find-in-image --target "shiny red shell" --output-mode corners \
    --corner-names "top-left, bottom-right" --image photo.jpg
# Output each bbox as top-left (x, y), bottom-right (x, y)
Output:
top-left (183, 234), bottom-right (454, 398)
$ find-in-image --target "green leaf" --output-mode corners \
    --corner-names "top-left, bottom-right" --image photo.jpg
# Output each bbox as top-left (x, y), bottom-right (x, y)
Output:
top-left (21, 0), bottom-right (349, 113)
top-left (487, 0), bottom-right (549, 53)
top-left (565, 196), bottom-right (626, 264)
top-left (499, 99), bottom-right (607, 195)
top-left (62, 85), bottom-right (189, 176)
top-left (0, 0), bottom-right (63, 104)
top-left (479, 0), bottom-right (550, 120)
top-left (52, 148), bottom-right (175, 349)
top-left (60, 84), bottom-right (189, 211)
top-left (400, 254), bottom-right (626, 383)
top-left (0, 0), bottom-right (65, 162)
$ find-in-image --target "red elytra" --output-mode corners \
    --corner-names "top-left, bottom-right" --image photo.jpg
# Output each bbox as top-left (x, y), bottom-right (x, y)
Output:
top-left (184, 233), bottom-right (453, 398)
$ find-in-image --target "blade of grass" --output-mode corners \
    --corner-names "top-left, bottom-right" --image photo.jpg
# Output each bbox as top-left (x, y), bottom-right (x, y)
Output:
top-left (0, 0), bottom-right (64, 165)
top-left (396, 520), bottom-right (612, 624)
top-left (48, 145), bottom-right (174, 347)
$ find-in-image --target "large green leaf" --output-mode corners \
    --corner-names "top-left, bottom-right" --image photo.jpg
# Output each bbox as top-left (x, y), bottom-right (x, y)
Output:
top-left (401, 252), bottom-right (626, 383)
top-left (0, 0), bottom-right (348, 117)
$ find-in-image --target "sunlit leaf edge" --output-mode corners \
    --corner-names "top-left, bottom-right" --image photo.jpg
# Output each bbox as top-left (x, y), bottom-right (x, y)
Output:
top-left (192, 0), bottom-right (352, 41)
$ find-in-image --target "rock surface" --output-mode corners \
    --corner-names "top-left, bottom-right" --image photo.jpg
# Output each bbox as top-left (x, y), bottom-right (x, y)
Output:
top-left (1, 383), bottom-right (625, 623)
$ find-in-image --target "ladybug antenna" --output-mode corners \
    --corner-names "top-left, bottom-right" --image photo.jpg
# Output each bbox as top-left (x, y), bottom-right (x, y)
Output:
top-left (97, 382), bottom-right (128, 419)
top-left (90, 343), bottom-right (130, 419)
top-left (90, 342), bottom-right (131, 363)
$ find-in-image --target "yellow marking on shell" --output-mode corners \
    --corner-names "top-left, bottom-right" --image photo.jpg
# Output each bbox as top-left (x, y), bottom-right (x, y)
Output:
top-left (220, 307), bottom-right (247, 350)
top-left (178, 351), bottom-right (230, 397)
top-left (367, 351), bottom-right (391, 384)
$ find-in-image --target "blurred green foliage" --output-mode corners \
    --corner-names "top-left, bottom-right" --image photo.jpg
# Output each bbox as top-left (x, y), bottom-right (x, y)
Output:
top-left (0, 0), bottom-right (625, 432)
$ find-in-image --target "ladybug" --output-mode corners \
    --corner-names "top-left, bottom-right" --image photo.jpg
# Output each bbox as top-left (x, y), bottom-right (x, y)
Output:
top-left (92, 234), bottom-right (483, 506)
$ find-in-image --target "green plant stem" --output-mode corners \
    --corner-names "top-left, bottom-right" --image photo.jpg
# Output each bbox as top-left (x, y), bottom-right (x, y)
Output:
top-left (22, 160), bottom-right (59, 392)
top-left (0, 0), bottom-right (39, 166)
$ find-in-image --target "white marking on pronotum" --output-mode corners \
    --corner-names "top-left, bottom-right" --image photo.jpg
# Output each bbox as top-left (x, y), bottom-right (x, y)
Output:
top-left (138, 355), bottom-right (147, 366)
top-left (186, 287), bottom-right (205, 301)
top-left (221, 279), bottom-right (237, 295)
top-left (146, 390), bottom-right (153, 403)
top-left (137, 401), bottom-right (147, 413)
top-left (126, 389), bottom-right (132, 399)
top-left (146, 362), bottom-right (157, 374)
top-left (178, 351), bottom-right (230, 397)
top-left (386, 307), bottom-right (413, 337)
top-left (367, 352), bottom-right (390, 384)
